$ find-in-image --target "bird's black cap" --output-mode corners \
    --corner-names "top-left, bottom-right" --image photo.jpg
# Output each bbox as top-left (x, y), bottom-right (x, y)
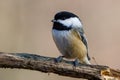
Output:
top-left (54, 11), bottom-right (79, 20)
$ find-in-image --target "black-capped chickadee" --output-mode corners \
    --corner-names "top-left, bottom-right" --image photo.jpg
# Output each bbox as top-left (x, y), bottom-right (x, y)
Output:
top-left (52, 11), bottom-right (90, 64)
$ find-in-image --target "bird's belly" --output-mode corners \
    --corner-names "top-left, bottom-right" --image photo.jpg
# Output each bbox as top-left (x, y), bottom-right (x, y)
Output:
top-left (52, 30), bottom-right (87, 59)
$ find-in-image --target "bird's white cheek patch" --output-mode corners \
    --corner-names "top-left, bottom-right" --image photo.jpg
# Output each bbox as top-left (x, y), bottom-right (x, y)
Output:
top-left (57, 17), bottom-right (82, 28)
top-left (58, 19), bottom-right (72, 27)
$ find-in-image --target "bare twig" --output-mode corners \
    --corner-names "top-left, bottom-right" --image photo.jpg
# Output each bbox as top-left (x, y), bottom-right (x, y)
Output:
top-left (0, 52), bottom-right (119, 80)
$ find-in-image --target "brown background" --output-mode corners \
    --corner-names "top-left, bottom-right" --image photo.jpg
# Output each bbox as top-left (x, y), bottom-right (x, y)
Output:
top-left (0, 0), bottom-right (120, 80)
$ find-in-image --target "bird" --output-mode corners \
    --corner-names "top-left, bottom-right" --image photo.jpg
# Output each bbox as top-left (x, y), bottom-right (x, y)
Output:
top-left (51, 11), bottom-right (90, 65)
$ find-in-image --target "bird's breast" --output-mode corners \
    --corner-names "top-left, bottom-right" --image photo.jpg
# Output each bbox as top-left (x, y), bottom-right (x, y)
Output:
top-left (52, 29), bottom-right (87, 59)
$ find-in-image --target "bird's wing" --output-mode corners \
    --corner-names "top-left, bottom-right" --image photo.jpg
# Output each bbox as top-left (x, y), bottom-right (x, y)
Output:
top-left (75, 28), bottom-right (90, 60)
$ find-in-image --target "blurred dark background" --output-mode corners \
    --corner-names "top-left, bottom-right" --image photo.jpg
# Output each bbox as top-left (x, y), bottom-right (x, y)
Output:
top-left (0, 0), bottom-right (120, 80)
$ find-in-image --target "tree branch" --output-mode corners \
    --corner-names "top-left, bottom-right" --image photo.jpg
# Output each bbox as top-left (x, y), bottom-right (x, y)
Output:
top-left (0, 52), bottom-right (119, 80)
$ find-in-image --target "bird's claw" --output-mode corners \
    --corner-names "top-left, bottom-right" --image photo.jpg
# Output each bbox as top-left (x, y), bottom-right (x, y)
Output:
top-left (54, 56), bottom-right (64, 63)
top-left (73, 59), bottom-right (80, 66)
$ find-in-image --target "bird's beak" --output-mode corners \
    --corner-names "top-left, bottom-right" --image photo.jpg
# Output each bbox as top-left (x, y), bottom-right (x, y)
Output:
top-left (51, 19), bottom-right (57, 22)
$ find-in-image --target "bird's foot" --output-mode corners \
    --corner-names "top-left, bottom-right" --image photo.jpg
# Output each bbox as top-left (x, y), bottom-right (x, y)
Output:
top-left (54, 56), bottom-right (64, 63)
top-left (73, 59), bottom-right (80, 66)
top-left (72, 59), bottom-right (80, 70)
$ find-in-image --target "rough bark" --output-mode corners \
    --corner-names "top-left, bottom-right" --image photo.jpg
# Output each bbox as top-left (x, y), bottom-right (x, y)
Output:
top-left (0, 52), bottom-right (119, 80)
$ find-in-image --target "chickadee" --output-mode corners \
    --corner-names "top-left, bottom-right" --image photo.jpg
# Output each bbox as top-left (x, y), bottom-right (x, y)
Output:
top-left (52, 11), bottom-right (90, 64)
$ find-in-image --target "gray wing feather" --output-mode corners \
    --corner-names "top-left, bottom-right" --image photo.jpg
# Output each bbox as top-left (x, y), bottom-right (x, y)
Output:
top-left (78, 28), bottom-right (90, 60)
